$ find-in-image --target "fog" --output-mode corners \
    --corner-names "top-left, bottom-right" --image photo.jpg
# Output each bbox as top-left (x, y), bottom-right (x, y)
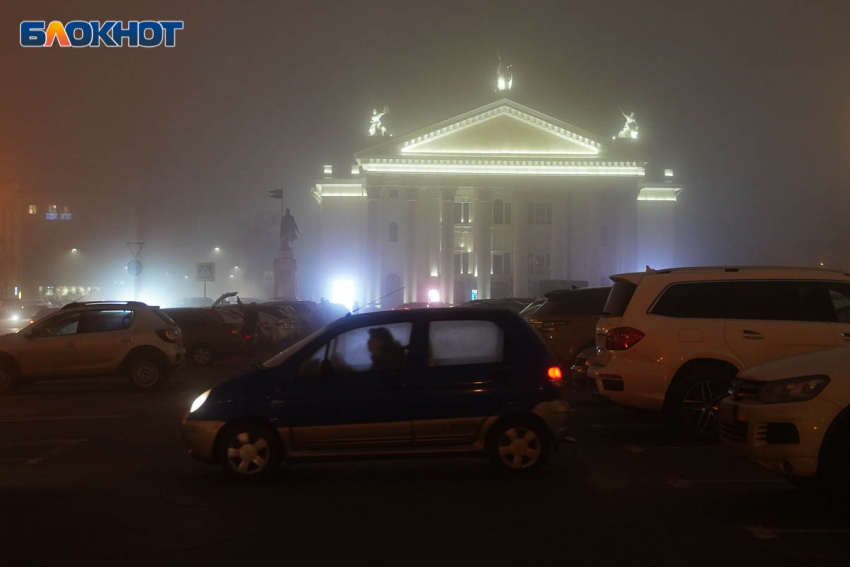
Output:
top-left (2, 0), bottom-right (849, 305)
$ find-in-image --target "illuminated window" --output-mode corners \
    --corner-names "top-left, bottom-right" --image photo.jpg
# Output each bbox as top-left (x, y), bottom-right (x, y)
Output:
top-left (48, 205), bottom-right (57, 213)
top-left (28, 205), bottom-right (37, 214)
top-left (492, 252), bottom-right (512, 275)
top-left (454, 201), bottom-right (471, 225)
top-left (62, 205), bottom-right (70, 213)
top-left (389, 222), bottom-right (398, 242)
top-left (454, 251), bottom-right (471, 275)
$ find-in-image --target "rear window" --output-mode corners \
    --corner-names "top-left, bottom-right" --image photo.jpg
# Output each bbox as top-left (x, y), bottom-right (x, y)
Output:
top-left (602, 281), bottom-right (637, 318)
top-left (537, 287), bottom-right (610, 317)
top-left (428, 320), bottom-right (504, 367)
top-left (651, 282), bottom-right (731, 319)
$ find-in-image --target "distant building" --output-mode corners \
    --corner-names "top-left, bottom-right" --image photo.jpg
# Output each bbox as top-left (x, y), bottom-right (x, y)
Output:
top-left (312, 98), bottom-right (681, 308)
top-left (0, 183), bottom-right (23, 299)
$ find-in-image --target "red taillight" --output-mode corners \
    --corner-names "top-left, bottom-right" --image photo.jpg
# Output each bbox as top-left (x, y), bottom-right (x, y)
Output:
top-left (605, 327), bottom-right (645, 351)
top-left (156, 329), bottom-right (179, 343)
top-left (547, 366), bottom-right (563, 382)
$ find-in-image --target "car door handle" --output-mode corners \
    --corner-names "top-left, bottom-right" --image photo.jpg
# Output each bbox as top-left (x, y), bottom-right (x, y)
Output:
top-left (741, 330), bottom-right (763, 340)
top-left (841, 332), bottom-right (850, 338)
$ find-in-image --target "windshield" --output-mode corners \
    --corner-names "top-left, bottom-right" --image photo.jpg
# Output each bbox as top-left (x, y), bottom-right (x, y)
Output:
top-left (260, 326), bottom-right (326, 369)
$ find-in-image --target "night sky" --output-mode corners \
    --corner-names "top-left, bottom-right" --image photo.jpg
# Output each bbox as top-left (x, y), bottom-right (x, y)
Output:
top-left (2, 0), bottom-right (849, 296)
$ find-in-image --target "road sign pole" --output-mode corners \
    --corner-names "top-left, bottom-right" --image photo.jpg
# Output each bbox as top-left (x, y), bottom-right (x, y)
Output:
top-left (204, 281), bottom-right (207, 299)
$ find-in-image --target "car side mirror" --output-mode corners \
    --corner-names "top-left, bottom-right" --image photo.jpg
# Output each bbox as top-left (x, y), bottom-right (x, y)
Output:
top-left (320, 359), bottom-right (334, 377)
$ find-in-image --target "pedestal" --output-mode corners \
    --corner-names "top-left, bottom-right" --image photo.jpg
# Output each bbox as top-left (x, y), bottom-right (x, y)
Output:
top-left (273, 248), bottom-right (298, 300)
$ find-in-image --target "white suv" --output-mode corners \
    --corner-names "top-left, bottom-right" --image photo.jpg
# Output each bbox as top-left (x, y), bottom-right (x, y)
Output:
top-left (0, 301), bottom-right (185, 393)
top-left (589, 267), bottom-right (850, 435)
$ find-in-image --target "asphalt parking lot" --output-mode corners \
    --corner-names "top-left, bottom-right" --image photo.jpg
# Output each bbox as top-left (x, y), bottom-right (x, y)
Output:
top-left (2, 358), bottom-right (850, 567)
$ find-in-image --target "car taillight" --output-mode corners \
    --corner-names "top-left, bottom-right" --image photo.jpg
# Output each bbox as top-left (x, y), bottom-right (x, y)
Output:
top-left (156, 329), bottom-right (179, 343)
top-left (605, 327), bottom-right (645, 351)
top-left (547, 366), bottom-right (563, 382)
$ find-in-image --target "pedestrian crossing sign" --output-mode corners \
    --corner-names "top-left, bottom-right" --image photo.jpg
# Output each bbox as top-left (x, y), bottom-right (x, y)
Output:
top-left (196, 262), bottom-right (215, 281)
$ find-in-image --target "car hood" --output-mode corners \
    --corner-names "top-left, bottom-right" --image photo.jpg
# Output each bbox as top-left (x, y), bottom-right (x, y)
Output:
top-left (739, 345), bottom-right (850, 382)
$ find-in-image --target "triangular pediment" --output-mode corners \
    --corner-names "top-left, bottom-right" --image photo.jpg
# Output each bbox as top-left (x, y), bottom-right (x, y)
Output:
top-left (357, 99), bottom-right (606, 159)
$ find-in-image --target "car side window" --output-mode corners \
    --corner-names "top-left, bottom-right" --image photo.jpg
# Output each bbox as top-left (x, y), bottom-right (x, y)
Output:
top-left (651, 282), bottom-right (731, 318)
top-left (826, 283), bottom-right (850, 323)
top-left (34, 314), bottom-right (82, 337)
top-left (428, 320), bottom-right (504, 367)
top-left (729, 281), bottom-right (833, 322)
top-left (77, 310), bottom-right (135, 333)
top-left (299, 323), bottom-right (412, 377)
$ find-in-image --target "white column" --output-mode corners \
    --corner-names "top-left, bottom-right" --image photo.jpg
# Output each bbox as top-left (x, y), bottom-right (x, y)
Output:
top-left (366, 186), bottom-right (382, 304)
top-left (440, 188), bottom-right (456, 304)
top-left (512, 192), bottom-right (528, 297)
top-left (636, 190), bottom-right (677, 271)
top-left (473, 188), bottom-right (492, 299)
top-left (404, 188), bottom-right (419, 302)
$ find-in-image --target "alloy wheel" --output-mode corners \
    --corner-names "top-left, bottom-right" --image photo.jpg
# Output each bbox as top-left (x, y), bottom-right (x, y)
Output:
top-left (497, 426), bottom-right (541, 469)
top-left (225, 431), bottom-right (271, 475)
top-left (132, 361), bottom-right (160, 388)
top-left (681, 380), bottom-right (727, 433)
top-left (193, 347), bottom-right (212, 366)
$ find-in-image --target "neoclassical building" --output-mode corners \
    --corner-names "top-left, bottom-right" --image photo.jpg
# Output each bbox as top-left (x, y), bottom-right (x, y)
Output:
top-left (312, 98), bottom-right (680, 308)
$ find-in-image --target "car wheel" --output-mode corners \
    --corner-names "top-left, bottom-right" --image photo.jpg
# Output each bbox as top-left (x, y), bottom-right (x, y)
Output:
top-left (190, 344), bottom-right (215, 366)
top-left (0, 362), bottom-right (19, 395)
top-left (127, 357), bottom-right (166, 390)
top-left (217, 422), bottom-right (281, 481)
top-left (665, 367), bottom-right (732, 439)
top-left (487, 418), bottom-right (551, 476)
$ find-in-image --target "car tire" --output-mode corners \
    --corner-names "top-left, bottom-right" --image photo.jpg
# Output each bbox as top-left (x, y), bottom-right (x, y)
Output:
top-left (487, 417), bottom-right (551, 477)
top-left (0, 362), bottom-right (20, 395)
top-left (127, 356), bottom-right (167, 390)
top-left (664, 366), bottom-right (732, 439)
top-left (216, 422), bottom-right (282, 481)
top-left (190, 344), bottom-right (216, 366)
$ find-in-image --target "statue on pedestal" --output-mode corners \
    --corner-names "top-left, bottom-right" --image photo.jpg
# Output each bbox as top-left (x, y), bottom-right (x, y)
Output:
top-left (279, 208), bottom-right (299, 251)
top-left (496, 53), bottom-right (513, 91)
top-left (368, 106), bottom-right (390, 137)
top-left (617, 110), bottom-right (639, 140)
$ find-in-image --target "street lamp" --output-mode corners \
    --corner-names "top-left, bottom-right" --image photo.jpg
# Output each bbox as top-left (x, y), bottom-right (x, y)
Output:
top-left (214, 247), bottom-right (221, 252)
top-left (70, 248), bottom-right (78, 253)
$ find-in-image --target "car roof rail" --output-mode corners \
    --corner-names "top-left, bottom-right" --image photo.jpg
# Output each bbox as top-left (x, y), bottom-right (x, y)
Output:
top-left (62, 300), bottom-right (148, 310)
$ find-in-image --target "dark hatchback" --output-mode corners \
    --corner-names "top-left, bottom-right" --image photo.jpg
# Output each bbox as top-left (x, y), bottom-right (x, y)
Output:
top-left (182, 308), bottom-right (568, 480)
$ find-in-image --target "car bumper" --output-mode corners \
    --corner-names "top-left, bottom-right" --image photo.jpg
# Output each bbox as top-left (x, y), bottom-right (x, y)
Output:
top-left (718, 397), bottom-right (841, 478)
top-left (181, 417), bottom-right (226, 463)
top-left (587, 359), bottom-right (670, 410)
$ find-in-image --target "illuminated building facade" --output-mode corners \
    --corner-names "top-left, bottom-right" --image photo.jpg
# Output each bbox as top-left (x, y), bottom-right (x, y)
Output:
top-left (312, 98), bottom-right (681, 308)
top-left (0, 183), bottom-right (23, 299)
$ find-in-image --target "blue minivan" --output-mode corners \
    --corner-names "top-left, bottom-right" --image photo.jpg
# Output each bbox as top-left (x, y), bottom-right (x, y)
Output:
top-left (182, 308), bottom-right (568, 479)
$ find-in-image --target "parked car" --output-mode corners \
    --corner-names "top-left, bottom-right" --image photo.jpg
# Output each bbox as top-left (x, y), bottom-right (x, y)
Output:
top-left (172, 297), bottom-right (214, 308)
top-left (257, 304), bottom-right (300, 339)
top-left (719, 346), bottom-right (850, 492)
top-left (265, 300), bottom-right (322, 334)
top-left (393, 302), bottom-right (430, 310)
top-left (570, 347), bottom-right (598, 391)
top-left (215, 305), bottom-right (289, 346)
top-left (182, 308), bottom-right (568, 480)
top-left (0, 301), bottom-right (184, 393)
top-left (519, 298), bottom-right (546, 318)
top-left (590, 266), bottom-right (850, 436)
top-left (0, 299), bottom-right (55, 333)
top-left (457, 298), bottom-right (537, 313)
top-left (164, 308), bottom-right (242, 366)
top-left (525, 287), bottom-right (610, 367)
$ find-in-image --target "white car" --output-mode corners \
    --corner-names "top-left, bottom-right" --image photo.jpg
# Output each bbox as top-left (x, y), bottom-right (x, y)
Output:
top-left (719, 346), bottom-right (850, 488)
top-left (589, 266), bottom-right (850, 436)
top-left (0, 301), bottom-right (185, 393)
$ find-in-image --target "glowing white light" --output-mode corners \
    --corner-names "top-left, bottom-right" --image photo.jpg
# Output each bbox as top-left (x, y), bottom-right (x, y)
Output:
top-left (190, 389), bottom-right (211, 413)
top-left (637, 187), bottom-right (680, 202)
top-left (229, 274), bottom-right (234, 278)
top-left (351, 165), bottom-right (360, 175)
top-left (428, 289), bottom-right (441, 303)
top-left (331, 279), bottom-right (356, 311)
top-left (363, 160), bottom-right (644, 177)
top-left (214, 247), bottom-right (221, 252)
top-left (323, 164), bottom-right (333, 177)
top-left (664, 169), bottom-right (674, 177)
top-left (630, 130), bottom-right (638, 140)
top-left (11, 314), bottom-right (19, 322)
top-left (234, 266), bottom-right (239, 270)
top-left (70, 248), bottom-right (78, 253)
top-left (184, 275), bottom-right (189, 279)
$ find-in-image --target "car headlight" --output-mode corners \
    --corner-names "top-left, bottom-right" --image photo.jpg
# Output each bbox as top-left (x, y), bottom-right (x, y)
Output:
top-left (190, 389), bottom-right (211, 413)
top-left (758, 375), bottom-right (830, 404)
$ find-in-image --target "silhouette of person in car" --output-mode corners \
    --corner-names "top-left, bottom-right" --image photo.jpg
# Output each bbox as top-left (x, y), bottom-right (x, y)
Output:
top-left (367, 327), bottom-right (405, 371)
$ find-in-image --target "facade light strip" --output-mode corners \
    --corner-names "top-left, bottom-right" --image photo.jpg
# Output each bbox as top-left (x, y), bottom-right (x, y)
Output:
top-left (363, 163), bottom-right (645, 176)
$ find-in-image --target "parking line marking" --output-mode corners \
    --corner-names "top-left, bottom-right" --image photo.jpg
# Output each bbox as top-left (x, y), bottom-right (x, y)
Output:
top-left (0, 415), bottom-right (124, 422)
top-left (666, 478), bottom-right (785, 489)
